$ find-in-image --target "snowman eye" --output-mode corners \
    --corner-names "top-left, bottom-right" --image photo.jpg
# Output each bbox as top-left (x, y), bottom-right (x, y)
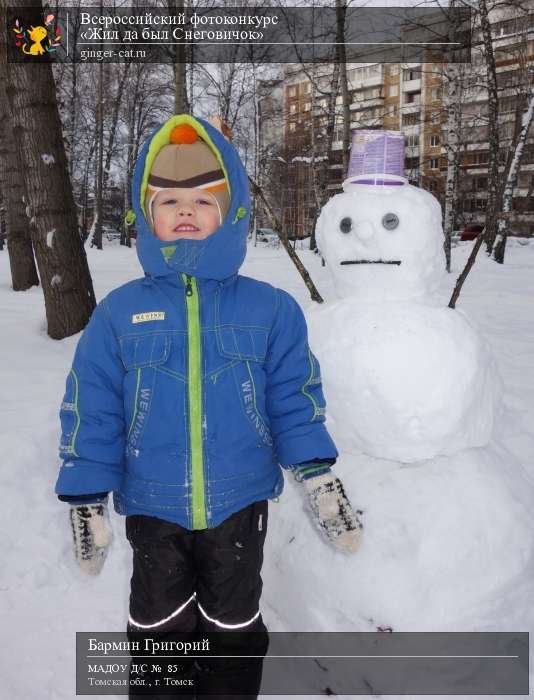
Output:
top-left (382, 213), bottom-right (399, 230)
top-left (339, 217), bottom-right (352, 234)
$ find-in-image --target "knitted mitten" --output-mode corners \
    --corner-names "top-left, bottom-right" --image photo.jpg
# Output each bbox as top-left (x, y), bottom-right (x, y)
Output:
top-left (70, 503), bottom-right (113, 575)
top-left (302, 473), bottom-right (363, 553)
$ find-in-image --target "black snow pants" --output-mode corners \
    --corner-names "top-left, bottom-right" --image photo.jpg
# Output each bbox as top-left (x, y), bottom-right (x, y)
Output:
top-left (126, 500), bottom-right (269, 699)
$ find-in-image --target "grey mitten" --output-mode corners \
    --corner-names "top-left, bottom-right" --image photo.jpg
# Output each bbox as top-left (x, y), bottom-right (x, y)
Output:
top-left (70, 503), bottom-right (113, 575)
top-left (303, 473), bottom-right (363, 553)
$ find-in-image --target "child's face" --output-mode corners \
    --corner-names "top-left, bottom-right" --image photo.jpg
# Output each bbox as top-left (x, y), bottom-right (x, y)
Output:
top-left (152, 187), bottom-right (221, 241)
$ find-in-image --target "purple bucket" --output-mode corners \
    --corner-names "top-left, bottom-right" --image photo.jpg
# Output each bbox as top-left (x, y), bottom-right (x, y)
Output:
top-left (345, 130), bottom-right (407, 188)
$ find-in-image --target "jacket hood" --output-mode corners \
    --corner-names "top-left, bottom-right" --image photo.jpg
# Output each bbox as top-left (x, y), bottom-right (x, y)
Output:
top-left (131, 115), bottom-right (250, 281)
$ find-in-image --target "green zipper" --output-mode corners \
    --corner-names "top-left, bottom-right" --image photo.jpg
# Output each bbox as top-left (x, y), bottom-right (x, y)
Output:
top-left (182, 273), bottom-right (207, 529)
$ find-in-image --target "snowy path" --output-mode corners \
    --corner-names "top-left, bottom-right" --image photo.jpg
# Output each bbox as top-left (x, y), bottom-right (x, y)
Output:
top-left (0, 240), bottom-right (532, 698)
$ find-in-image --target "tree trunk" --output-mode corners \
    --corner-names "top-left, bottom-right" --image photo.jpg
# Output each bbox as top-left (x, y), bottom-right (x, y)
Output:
top-left (479, 0), bottom-right (500, 254)
top-left (103, 63), bottom-right (131, 193)
top-left (0, 2), bottom-right (39, 290)
top-left (4, 0), bottom-right (96, 338)
top-left (336, 0), bottom-right (351, 176)
top-left (92, 61), bottom-right (104, 249)
top-left (0, 104), bottom-right (40, 290)
top-left (442, 62), bottom-right (462, 273)
top-left (493, 91), bottom-right (534, 263)
top-left (169, 1), bottom-right (188, 113)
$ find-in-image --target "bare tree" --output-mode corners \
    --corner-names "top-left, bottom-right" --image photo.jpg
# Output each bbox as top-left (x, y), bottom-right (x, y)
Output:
top-left (168, 0), bottom-right (188, 112)
top-left (4, 0), bottom-right (96, 338)
top-left (493, 89), bottom-right (534, 262)
top-left (0, 10), bottom-right (39, 290)
top-left (479, 0), bottom-right (501, 254)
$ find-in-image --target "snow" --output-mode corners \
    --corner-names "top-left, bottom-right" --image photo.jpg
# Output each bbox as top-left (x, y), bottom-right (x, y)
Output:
top-left (46, 229), bottom-right (55, 248)
top-left (41, 153), bottom-right (56, 166)
top-left (308, 300), bottom-right (499, 461)
top-left (1, 240), bottom-right (534, 699)
top-left (50, 273), bottom-right (61, 287)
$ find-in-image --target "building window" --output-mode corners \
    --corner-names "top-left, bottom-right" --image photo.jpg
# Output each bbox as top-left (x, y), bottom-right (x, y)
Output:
top-left (389, 64), bottom-right (400, 76)
top-left (289, 103), bottom-right (297, 114)
top-left (430, 157), bottom-right (439, 169)
top-left (475, 177), bottom-right (488, 190)
top-left (431, 88), bottom-right (442, 101)
top-left (304, 102), bottom-right (311, 111)
top-left (303, 82), bottom-right (311, 94)
top-left (403, 68), bottom-right (421, 81)
top-left (473, 151), bottom-right (489, 165)
top-left (288, 86), bottom-right (297, 97)
top-left (402, 112), bottom-right (420, 126)
top-left (406, 134), bottom-right (419, 147)
top-left (289, 122), bottom-right (296, 132)
top-left (389, 84), bottom-right (398, 97)
top-left (430, 134), bottom-right (440, 147)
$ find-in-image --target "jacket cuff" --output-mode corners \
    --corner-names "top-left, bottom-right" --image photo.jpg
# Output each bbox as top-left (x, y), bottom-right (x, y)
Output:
top-left (55, 462), bottom-right (123, 496)
top-left (291, 459), bottom-right (335, 482)
top-left (276, 432), bottom-right (338, 469)
top-left (58, 492), bottom-right (109, 505)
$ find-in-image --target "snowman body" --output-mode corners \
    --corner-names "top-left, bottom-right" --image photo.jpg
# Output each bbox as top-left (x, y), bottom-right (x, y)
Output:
top-left (313, 183), bottom-right (499, 462)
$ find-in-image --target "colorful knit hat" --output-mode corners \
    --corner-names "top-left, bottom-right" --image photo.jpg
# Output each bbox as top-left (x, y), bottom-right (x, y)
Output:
top-left (145, 123), bottom-right (230, 228)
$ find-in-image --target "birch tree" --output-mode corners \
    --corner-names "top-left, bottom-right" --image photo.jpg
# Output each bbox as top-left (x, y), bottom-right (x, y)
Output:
top-left (442, 62), bottom-right (463, 272)
top-left (493, 90), bottom-right (534, 262)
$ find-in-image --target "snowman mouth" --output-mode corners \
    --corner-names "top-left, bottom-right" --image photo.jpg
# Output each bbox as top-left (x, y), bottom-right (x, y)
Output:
top-left (340, 260), bottom-right (402, 265)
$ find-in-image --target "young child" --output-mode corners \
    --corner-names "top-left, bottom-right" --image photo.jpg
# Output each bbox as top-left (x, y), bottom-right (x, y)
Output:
top-left (55, 115), bottom-right (362, 698)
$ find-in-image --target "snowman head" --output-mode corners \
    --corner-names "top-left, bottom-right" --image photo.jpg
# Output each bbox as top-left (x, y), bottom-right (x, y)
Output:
top-left (316, 182), bottom-right (445, 302)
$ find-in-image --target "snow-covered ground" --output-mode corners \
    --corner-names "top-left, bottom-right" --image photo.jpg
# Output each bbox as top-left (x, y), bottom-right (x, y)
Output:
top-left (0, 238), bottom-right (533, 698)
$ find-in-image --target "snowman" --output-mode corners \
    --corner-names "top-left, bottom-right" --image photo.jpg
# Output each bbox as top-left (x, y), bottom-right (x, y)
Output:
top-left (261, 132), bottom-right (534, 635)
top-left (310, 130), bottom-right (500, 462)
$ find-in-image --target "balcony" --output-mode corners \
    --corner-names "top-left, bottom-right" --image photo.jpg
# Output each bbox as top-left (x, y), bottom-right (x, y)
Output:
top-left (405, 146), bottom-right (420, 158)
top-left (402, 102), bottom-right (421, 114)
top-left (350, 97), bottom-right (384, 111)
top-left (403, 78), bottom-right (421, 93)
top-left (349, 72), bottom-right (384, 90)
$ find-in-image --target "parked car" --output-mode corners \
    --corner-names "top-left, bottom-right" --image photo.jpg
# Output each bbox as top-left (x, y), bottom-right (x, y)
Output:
top-left (460, 223), bottom-right (484, 241)
top-left (256, 228), bottom-right (279, 243)
top-left (102, 225), bottom-right (121, 242)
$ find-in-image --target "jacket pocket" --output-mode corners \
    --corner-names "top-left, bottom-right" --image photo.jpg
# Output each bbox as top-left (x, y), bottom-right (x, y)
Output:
top-left (119, 332), bottom-right (171, 370)
top-left (216, 325), bottom-right (269, 363)
top-left (216, 325), bottom-right (272, 447)
top-left (119, 334), bottom-right (171, 454)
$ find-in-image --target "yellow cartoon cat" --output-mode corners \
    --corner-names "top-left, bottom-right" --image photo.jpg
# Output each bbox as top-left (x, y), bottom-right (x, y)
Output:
top-left (23, 25), bottom-right (47, 56)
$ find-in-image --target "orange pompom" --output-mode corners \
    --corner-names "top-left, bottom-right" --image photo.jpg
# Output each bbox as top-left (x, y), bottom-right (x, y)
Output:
top-left (170, 123), bottom-right (198, 145)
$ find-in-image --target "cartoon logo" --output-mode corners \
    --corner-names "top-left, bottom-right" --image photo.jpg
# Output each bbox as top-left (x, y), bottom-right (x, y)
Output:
top-left (12, 14), bottom-right (62, 56)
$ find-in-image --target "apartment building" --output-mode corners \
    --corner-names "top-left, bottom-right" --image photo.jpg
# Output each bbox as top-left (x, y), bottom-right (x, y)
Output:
top-left (278, 62), bottom-right (446, 238)
top-left (457, 7), bottom-right (534, 235)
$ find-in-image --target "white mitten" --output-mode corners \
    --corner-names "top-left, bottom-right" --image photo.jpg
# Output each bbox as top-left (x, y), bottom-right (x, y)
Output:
top-left (70, 503), bottom-right (113, 575)
top-left (303, 473), bottom-right (363, 553)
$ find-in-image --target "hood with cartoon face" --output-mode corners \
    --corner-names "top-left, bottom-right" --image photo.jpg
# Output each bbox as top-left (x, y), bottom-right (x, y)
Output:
top-left (316, 183), bottom-right (445, 302)
top-left (131, 115), bottom-right (250, 281)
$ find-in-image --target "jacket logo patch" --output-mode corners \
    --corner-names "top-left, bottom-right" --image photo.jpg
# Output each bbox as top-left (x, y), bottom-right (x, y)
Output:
top-left (132, 312), bottom-right (165, 324)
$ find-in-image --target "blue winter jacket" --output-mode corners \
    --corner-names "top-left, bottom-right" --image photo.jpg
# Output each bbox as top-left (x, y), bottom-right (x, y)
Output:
top-left (55, 114), bottom-right (337, 529)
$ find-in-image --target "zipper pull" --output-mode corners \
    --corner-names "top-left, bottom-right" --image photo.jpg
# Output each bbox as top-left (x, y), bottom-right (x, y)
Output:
top-left (185, 275), bottom-right (193, 297)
